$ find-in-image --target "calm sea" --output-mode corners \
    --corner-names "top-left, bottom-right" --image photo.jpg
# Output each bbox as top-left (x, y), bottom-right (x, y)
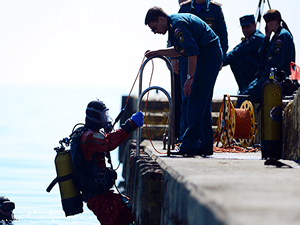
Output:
top-left (0, 85), bottom-right (130, 224)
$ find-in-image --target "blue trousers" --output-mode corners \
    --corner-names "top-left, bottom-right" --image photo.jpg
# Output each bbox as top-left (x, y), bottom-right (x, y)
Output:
top-left (179, 42), bottom-right (222, 154)
top-left (229, 55), bottom-right (260, 92)
top-left (179, 57), bottom-right (188, 141)
top-left (237, 76), bottom-right (268, 107)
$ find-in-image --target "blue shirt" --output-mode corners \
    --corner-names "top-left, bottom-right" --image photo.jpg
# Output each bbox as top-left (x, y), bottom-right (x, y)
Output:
top-left (168, 14), bottom-right (219, 57)
top-left (259, 26), bottom-right (295, 76)
top-left (194, 2), bottom-right (205, 14)
top-left (179, 0), bottom-right (228, 55)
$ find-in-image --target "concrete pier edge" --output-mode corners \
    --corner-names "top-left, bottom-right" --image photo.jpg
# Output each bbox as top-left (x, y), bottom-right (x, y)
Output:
top-left (142, 141), bottom-right (227, 225)
top-left (129, 140), bottom-right (300, 225)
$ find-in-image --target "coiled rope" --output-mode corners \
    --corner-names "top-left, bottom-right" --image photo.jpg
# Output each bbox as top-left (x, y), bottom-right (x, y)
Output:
top-left (214, 94), bottom-right (259, 153)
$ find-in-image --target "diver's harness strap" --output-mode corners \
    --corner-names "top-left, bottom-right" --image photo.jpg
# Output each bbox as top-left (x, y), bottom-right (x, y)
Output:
top-left (46, 173), bottom-right (74, 193)
top-left (46, 177), bottom-right (58, 193)
top-left (84, 153), bottom-right (117, 200)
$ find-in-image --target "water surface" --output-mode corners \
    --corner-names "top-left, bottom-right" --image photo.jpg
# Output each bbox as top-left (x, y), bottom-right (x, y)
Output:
top-left (0, 85), bottom-right (127, 224)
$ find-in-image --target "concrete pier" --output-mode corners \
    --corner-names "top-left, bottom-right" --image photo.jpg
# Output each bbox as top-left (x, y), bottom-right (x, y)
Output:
top-left (123, 140), bottom-right (300, 225)
top-left (119, 94), bottom-right (300, 225)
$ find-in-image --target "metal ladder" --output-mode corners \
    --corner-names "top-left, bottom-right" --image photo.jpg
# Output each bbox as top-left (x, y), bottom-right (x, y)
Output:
top-left (136, 55), bottom-right (175, 156)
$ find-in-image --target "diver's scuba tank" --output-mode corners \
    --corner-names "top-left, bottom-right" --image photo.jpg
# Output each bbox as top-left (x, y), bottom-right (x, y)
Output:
top-left (46, 138), bottom-right (83, 216)
top-left (261, 68), bottom-right (283, 159)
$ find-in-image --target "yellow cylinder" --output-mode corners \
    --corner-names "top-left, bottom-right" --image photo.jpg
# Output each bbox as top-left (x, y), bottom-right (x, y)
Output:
top-left (54, 150), bottom-right (83, 216)
top-left (261, 72), bottom-right (283, 159)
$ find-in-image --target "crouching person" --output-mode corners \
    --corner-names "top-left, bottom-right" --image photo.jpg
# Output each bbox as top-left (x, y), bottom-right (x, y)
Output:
top-left (80, 100), bottom-right (143, 225)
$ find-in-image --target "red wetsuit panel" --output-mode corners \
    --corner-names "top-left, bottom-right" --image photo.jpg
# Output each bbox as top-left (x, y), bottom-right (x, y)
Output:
top-left (80, 128), bottom-right (134, 225)
top-left (87, 191), bottom-right (134, 225)
top-left (80, 128), bottom-right (130, 166)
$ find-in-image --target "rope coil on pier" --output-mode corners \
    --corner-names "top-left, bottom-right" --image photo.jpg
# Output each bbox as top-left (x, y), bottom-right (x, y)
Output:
top-left (214, 94), bottom-right (257, 151)
top-left (234, 108), bottom-right (251, 139)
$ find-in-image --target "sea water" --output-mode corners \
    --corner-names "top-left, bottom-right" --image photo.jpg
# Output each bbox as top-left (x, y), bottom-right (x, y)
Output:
top-left (0, 85), bottom-right (129, 224)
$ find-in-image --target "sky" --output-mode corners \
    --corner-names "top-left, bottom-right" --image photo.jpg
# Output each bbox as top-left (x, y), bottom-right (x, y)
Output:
top-left (0, 0), bottom-right (299, 98)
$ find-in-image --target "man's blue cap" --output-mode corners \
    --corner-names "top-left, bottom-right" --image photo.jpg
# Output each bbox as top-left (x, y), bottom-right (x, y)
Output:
top-left (240, 14), bottom-right (255, 26)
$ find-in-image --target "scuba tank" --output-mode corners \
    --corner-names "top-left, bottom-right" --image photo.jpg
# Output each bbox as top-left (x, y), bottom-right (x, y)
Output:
top-left (261, 68), bottom-right (283, 159)
top-left (46, 138), bottom-right (83, 216)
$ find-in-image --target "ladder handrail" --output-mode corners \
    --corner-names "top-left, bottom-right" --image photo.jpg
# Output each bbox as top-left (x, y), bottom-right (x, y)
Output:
top-left (136, 55), bottom-right (175, 156)
top-left (136, 86), bottom-right (172, 156)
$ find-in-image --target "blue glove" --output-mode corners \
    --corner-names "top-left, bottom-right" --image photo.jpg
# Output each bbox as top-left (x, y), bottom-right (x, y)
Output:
top-left (131, 111), bottom-right (144, 127)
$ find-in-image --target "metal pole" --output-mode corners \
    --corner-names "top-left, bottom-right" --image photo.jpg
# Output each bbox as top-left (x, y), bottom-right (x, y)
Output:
top-left (229, 94), bottom-right (250, 99)
top-left (136, 86), bottom-right (173, 156)
top-left (138, 55), bottom-right (175, 148)
top-left (266, 0), bottom-right (271, 10)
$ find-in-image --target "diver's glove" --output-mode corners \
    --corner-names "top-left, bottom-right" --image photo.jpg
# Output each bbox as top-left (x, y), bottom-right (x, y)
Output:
top-left (131, 111), bottom-right (144, 127)
top-left (121, 111), bottom-right (144, 134)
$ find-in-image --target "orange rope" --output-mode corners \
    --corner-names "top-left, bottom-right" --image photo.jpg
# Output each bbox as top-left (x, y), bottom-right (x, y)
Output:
top-left (122, 56), bottom-right (169, 155)
top-left (213, 145), bottom-right (260, 153)
top-left (144, 60), bottom-right (168, 155)
top-left (125, 56), bottom-right (146, 105)
top-left (213, 94), bottom-right (260, 153)
top-left (234, 108), bottom-right (251, 139)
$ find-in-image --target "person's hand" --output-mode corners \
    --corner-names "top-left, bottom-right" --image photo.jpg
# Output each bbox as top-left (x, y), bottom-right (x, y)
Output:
top-left (131, 111), bottom-right (144, 127)
top-left (171, 58), bottom-right (180, 74)
top-left (265, 24), bottom-right (271, 37)
top-left (145, 50), bottom-right (156, 58)
top-left (183, 79), bottom-right (193, 97)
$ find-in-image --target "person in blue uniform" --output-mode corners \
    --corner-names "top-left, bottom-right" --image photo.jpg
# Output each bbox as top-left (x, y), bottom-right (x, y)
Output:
top-left (237, 9), bottom-right (295, 107)
top-left (179, 0), bottom-right (228, 56)
top-left (222, 14), bottom-right (265, 92)
top-left (144, 6), bottom-right (223, 156)
top-left (172, 0), bottom-right (228, 142)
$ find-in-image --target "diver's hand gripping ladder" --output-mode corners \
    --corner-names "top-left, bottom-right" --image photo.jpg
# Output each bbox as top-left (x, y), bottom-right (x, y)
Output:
top-left (136, 55), bottom-right (175, 156)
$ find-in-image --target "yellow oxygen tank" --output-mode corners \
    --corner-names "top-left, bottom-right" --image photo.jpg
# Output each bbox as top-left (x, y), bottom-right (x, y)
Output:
top-left (261, 68), bottom-right (283, 159)
top-left (47, 141), bottom-right (83, 217)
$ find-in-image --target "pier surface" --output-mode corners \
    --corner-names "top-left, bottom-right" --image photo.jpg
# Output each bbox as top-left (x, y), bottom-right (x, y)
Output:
top-left (141, 140), bottom-right (300, 225)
